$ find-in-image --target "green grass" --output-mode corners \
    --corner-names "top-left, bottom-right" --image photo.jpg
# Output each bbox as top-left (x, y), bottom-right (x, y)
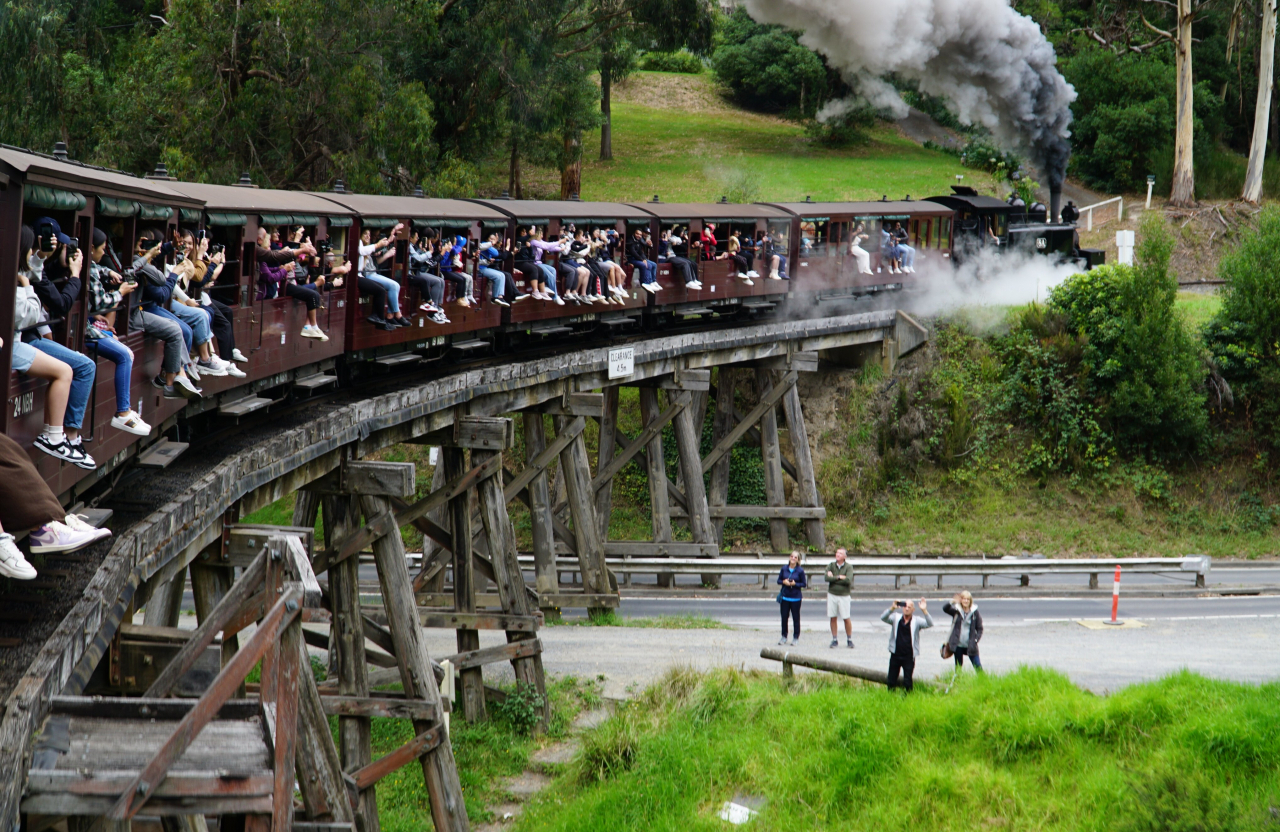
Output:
top-left (1176, 290), bottom-right (1223, 332)
top-left (551, 611), bottom-right (731, 630)
top-left (515, 667), bottom-right (1280, 831)
top-left (360, 676), bottom-right (603, 829)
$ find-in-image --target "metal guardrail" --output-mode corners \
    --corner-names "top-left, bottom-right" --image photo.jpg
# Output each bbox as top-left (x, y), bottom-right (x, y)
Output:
top-left (517, 554), bottom-right (1212, 589)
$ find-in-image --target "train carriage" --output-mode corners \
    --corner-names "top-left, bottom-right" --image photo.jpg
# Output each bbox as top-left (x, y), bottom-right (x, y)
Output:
top-left (469, 198), bottom-right (656, 337)
top-left (315, 190), bottom-right (510, 358)
top-left (764, 198), bottom-right (954, 299)
top-left (0, 146), bottom-right (205, 502)
top-left (626, 198), bottom-right (790, 319)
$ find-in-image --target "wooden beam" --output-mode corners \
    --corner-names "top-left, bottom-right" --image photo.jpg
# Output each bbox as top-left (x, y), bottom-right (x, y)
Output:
top-left (351, 727), bottom-right (444, 791)
top-left (144, 549), bottom-right (267, 699)
top-left (672, 389), bottom-right (719, 586)
top-left (757, 369), bottom-right (789, 553)
top-left (700, 370), bottom-right (798, 475)
top-left (320, 696), bottom-right (440, 722)
top-left (226, 526), bottom-right (316, 564)
top-left (110, 586), bottom-right (303, 820)
top-left (340, 461), bottom-right (416, 498)
top-left (504, 416), bottom-right (583, 501)
top-left (269, 618), bottom-right (302, 832)
top-left (750, 351), bottom-right (819, 373)
top-left (634, 369), bottom-right (711, 391)
top-left (586, 391), bottom-right (687, 500)
top-left (638, 388), bottom-right (676, 589)
top-left (613, 430), bottom-right (688, 511)
top-left (555, 417), bottom-right (611, 600)
top-left (670, 505), bottom-right (827, 519)
top-left (359, 494), bottom-right (468, 832)
top-left (451, 415), bottom-right (513, 450)
top-left (602, 541), bottom-right (718, 557)
top-left (781, 375), bottom-right (826, 551)
top-left (523, 412), bottom-right (558, 597)
top-left (539, 392), bottom-right (604, 417)
top-left (441, 447), bottom-right (484, 724)
top-left (708, 368), bottom-right (735, 548)
top-left (283, 536), bottom-right (322, 608)
top-left (709, 383), bottom-right (799, 482)
top-left (594, 387), bottom-right (618, 541)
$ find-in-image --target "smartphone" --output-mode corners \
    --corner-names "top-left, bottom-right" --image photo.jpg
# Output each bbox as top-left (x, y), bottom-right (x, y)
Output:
top-left (38, 223), bottom-right (55, 253)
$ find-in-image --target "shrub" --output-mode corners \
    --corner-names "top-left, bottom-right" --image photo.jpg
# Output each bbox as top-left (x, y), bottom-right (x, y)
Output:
top-left (637, 49), bottom-right (703, 74)
top-left (490, 683), bottom-right (546, 737)
top-left (998, 213), bottom-right (1207, 469)
top-left (711, 8), bottom-right (832, 118)
top-left (1206, 205), bottom-right (1280, 449)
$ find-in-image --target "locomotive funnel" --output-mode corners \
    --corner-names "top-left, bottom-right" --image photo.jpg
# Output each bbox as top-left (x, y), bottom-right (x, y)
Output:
top-left (1049, 185), bottom-right (1062, 224)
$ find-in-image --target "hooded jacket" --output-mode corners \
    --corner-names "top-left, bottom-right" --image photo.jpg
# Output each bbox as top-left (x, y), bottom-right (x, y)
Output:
top-left (880, 607), bottom-right (933, 657)
top-left (943, 601), bottom-right (983, 655)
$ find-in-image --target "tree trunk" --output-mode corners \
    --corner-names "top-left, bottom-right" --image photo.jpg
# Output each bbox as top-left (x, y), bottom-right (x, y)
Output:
top-left (560, 133), bottom-right (582, 199)
top-left (600, 65), bottom-right (613, 161)
top-left (1245, 0), bottom-right (1277, 202)
top-left (508, 137), bottom-right (522, 200)
top-left (1170, 0), bottom-right (1197, 207)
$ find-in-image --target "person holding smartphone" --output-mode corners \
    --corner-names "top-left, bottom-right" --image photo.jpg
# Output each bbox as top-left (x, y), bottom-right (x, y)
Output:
top-left (776, 550), bottom-right (807, 646)
top-left (880, 598), bottom-right (933, 692)
top-left (86, 228), bottom-right (150, 436)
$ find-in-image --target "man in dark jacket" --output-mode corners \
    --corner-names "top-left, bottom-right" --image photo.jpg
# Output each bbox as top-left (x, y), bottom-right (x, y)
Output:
top-left (626, 228), bottom-right (659, 294)
top-left (943, 591), bottom-right (983, 671)
top-left (31, 217), bottom-right (81, 321)
top-left (880, 598), bottom-right (932, 692)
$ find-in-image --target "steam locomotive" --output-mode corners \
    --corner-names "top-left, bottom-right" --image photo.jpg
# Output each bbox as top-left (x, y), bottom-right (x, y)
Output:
top-left (0, 144), bottom-right (1101, 505)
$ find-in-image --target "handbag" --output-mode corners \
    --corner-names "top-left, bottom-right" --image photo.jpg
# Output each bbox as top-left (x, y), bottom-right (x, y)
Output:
top-left (940, 642), bottom-right (953, 659)
top-left (775, 591), bottom-right (784, 603)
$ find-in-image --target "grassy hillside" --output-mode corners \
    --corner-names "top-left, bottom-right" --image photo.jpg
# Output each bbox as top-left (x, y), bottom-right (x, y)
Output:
top-left (515, 667), bottom-right (1280, 831)
top-left (500, 71), bottom-right (984, 203)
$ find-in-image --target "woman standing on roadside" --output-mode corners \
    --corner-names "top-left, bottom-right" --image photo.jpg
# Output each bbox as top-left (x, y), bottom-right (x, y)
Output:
top-left (776, 550), bottom-right (807, 646)
top-left (943, 590), bottom-right (983, 671)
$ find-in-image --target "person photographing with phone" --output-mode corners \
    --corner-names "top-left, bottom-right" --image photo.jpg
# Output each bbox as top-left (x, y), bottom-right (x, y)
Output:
top-left (880, 598), bottom-right (933, 692)
top-left (943, 591), bottom-right (983, 671)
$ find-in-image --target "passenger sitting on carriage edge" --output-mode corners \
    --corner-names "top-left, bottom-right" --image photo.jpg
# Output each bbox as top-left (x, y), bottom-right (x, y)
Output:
top-left (127, 234), bottom-right (200, 400)
top-left (148, 243), bottom-right (227, 380)
top-left (892, 222), bottom-right (916, 274)
top-left (182, 231), bottom-right (247, 373)
top-left (762, 230), bottom-right (788, 280)
top-left (477, 233), bottom-right (525, 308)
top-left (12, 226), bottom-right (96, 468)
top-left (407, 229), bottom-right (449, 322)
top-left (356, 223), bottom-right (409, 328)
top-left (0, 431), bottom-right (111, 580)
top-left (880, 223), bottom-right (900, 274)
top-left (442, 234), bottom-right (477, 308)
top-left (659, 229), bottom-right (700, 289)
top-left (594, 228), bottom-right (631, 298)
top-left (528, 228), bottom-right (565, 305)
top-left (627, 227), bottom-right (659, 294)
top-left (86, 228), bottom-right (150, 436)
top-left (258, 226), bottom-right (330, 341)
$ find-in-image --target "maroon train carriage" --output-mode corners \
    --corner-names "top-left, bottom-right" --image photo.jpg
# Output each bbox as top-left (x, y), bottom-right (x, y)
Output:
top-left (0, 146), bottom-right (206, 504)
top-left (315, 189), bottom-right (510, 360)
top-left (763, 199), bottom-right (955, 302)
top-left (468, 198), bottom-right (655, 339)
top-left (627, 198), bottom-right (791, 321)
top-left (162, 180), bottom-right (355, 402)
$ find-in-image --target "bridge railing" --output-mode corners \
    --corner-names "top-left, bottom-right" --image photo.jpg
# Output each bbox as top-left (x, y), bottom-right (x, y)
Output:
top-left (518, 555), bottom-right (1212, 589)
top-left (1079, 196), bottom-right (1123, 231)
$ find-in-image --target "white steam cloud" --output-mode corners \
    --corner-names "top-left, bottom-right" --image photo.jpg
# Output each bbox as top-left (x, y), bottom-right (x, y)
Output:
top-left (901, 248), bottom-right (1080, 319)
top-left (741, 0), bottom-right (1076, 186)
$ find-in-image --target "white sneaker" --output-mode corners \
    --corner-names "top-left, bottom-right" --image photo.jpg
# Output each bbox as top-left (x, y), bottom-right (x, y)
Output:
top-left (737, 273), bottom-right (748, 279)
top-left (743, 278), bottom-right (754, 286)
top-left (197, 358), bottom-right (227, 377)
top-left (232, 349), bottom-right (249, 364)
top-left (64, 514), bottom-right (112, 544)
top-left (769, 270), bottom-right (781, 280)
top-left (28, 521), bottom-right (100, 555)
top-left (747, 270), bottom-right (759, 278)
top-left (0, 534), bottom-right (37, 580)
top-left (111, 410), bottom-right (152, 436)
top-left (687, 281), bottom-right (702, 290)
top-left (225, 363), bottom-right (246, 378)
top-left (186, 362), bottom-right (200, 381)
top-left (642, 282), bottom-right (658, 294)
top-left (300, 325), bottom-right (324, 340)
top-left (554, 295), bottom-right (565, 306)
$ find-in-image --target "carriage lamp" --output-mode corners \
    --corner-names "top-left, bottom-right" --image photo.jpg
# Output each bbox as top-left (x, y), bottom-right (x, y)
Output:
top-left (1146, 175), bottom-right (1156, 210)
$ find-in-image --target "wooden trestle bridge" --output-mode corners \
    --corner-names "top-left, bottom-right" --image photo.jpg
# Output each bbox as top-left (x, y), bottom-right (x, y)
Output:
top-left (0, 310), bottom-right (927, 832)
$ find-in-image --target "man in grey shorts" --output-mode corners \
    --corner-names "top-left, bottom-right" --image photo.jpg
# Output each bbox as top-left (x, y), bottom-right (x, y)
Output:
top-left (825, 546), bottom-right (855, 649)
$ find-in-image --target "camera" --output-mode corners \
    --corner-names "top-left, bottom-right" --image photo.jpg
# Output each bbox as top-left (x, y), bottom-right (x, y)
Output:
top-left (316, 238), bottom-right (333, 254)
top-left (39, 223), bottom-right (55, 253)
top-left (209, 243), bottom-right (225, 256)
top-left (65, 238), bottom-right (79, 256)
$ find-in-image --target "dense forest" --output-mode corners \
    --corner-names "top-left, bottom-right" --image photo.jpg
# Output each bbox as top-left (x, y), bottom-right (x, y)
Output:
top-left (2, 0), bottom-right (1277, 198)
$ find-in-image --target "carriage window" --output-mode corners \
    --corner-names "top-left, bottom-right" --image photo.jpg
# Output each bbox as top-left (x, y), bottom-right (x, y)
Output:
top-left (800, 219), bottom-right (830, 257)
top-left (830, 221), bottom-right (848, 254)
top-left (766, 220), bottom-right (790, 255)
top-left (992, 214), bottom-right (1008, 238)
top-left (938, 218), bottom-right (951, 249)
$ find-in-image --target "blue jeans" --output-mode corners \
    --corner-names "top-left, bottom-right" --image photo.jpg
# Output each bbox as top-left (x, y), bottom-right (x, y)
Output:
top-left (30, 338), bottom-right (95, 430)
top-left (479, 267), bottom-right (505, 299)
top-left (169, 303), bottom-right (213, 347)
top-left (534, 263), bottom-right (557, 293)
top-left (898, 244), bottom-right (916, 269)
top-left (151, 306), bottom-right (194, 354)
top-left (88, 333), bottom-right (133, 413)
top-left (954, 646), bottom-right (982, 671)
top-left (362, 272), bottom-right (402, 315)
top-left (628, 259), bottom-right (656, 285)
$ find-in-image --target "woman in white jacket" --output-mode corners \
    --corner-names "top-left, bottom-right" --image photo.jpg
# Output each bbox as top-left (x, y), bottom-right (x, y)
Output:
top-left (848, 222), bottom-right (872, 275)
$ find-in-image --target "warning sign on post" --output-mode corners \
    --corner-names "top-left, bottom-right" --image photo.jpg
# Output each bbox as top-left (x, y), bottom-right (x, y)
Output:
top-left (608, 346), bottom-right (635, 379)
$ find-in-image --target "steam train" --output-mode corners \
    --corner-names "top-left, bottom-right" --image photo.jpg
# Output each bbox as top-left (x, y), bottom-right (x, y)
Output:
top-left (0, 145), bottom-right (1101, 505)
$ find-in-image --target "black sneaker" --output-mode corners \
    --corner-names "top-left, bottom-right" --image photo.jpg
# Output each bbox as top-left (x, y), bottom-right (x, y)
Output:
top-left (34, 435), bottom-right (83, 466)
top-left (65, 440), bottom-right (97, 470)
top-left (847, 639), bottom-right (855, 649)
top-left (162, 384), bottom-right (184, 399)
top-left (151, 374), bottom-right (167, 390)
top-left (393, 317), bottom-right (412, 327)
top-left (494, 298), bottom-right (510, 307)
top-left (829, 638), bottom-right (838, 649)
top-left (367, 314), bottom-right (386, 327)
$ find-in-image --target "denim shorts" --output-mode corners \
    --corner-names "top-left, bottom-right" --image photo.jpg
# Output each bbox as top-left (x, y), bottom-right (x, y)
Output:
top-left (9, 339), bottom-right (37, 373)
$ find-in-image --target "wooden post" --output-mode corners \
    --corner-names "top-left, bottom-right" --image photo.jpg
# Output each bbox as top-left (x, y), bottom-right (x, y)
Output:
top-left (757, 370), bottom-right (789, 553)
top-left (442, 447), bottom-right (485, 723)
top-left (473, 446), bottom-right (549, 731)
top-left (522, 411), bottom-right (557, 598)
top-left (142, 572), bottom-right (186, 628)
top-left (780, 375), bottom-right (826, 551)
top-left (322, 495), bottom-right (379, 832)
top-left (671, 389), bottom-right (719, 587)
top-left (637, 388), bottom-right (675, 588)
top-left (595, 386), bottom-right (619, 542)
top-left (708, 368), bottom-right (736, 548)
top-left (269, 616), bottom-right (302, 832)
top-left (292, 489), bottom-right (321, 530)
top-left (359, 494), bottom-right (470, 832)
top-left (555, 416), bottom-right (611, 601)
top-left (293, 632), bottom-right (356, 826)
top-left (190, 560), bottom-right (238, 669)
top-left (421, 460), bottom-right (449, 594)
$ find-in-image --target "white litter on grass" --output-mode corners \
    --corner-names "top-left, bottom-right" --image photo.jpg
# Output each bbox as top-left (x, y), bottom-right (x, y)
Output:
top-left (719, 802), bottom-right (759, 824)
